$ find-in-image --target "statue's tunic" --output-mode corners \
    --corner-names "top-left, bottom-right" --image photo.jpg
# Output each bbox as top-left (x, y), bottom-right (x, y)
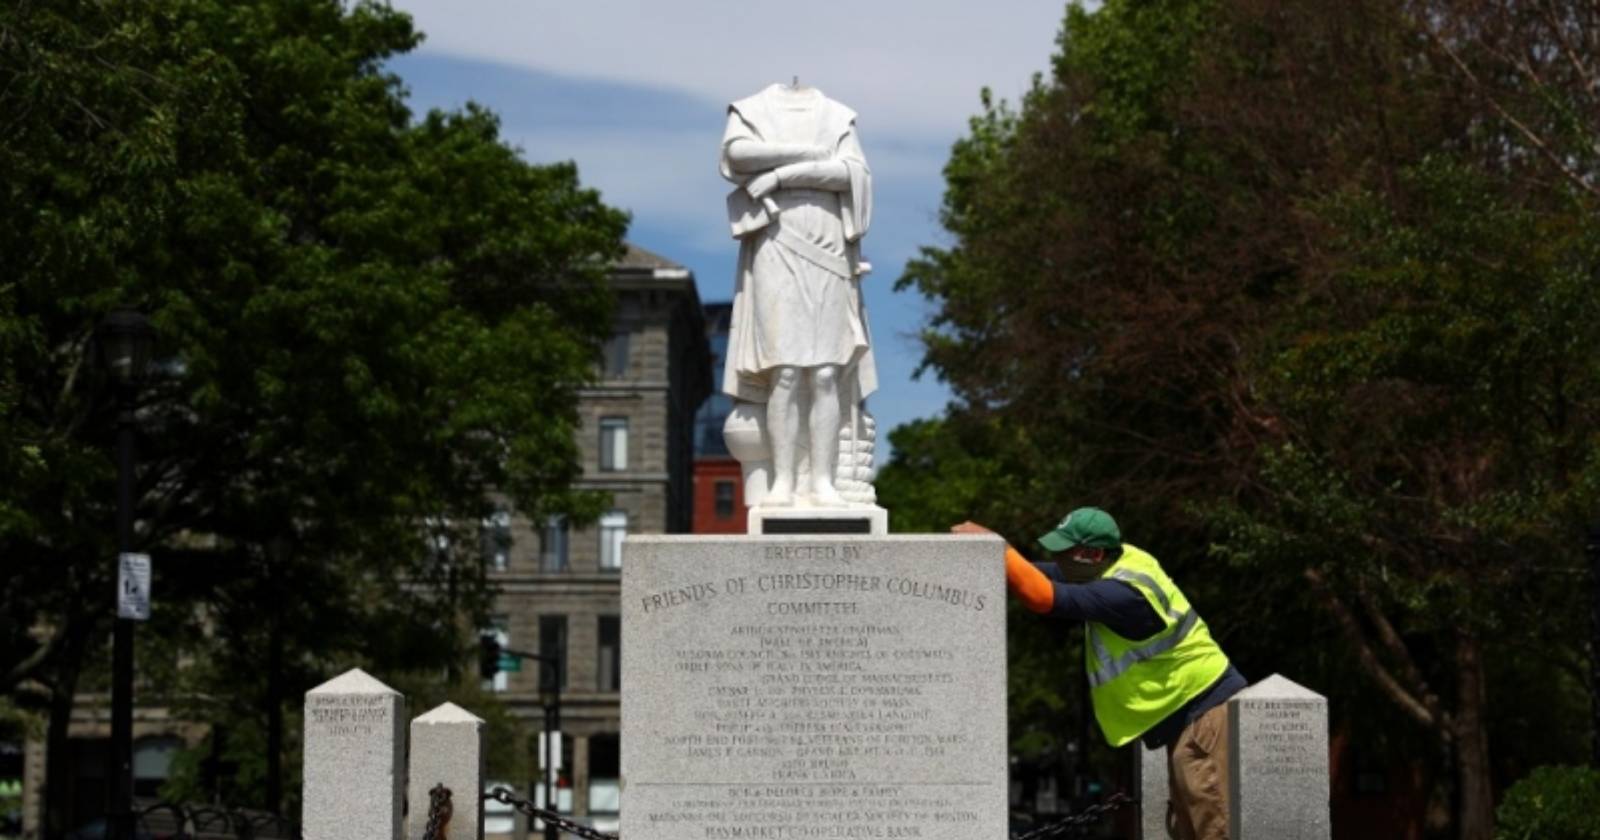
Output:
top-left (720, 85), bottom-right (877, 405)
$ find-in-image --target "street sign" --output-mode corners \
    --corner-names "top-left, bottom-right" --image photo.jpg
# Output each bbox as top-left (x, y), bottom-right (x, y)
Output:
top-left (117, 552), bottom-right (151, 620)
top-left (498, 654), bottom-right (522, 673)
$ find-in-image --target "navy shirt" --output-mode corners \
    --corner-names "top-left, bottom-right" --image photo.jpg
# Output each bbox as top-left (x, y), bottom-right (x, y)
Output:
top-left (1034, 562), bottom-right (1246, 748)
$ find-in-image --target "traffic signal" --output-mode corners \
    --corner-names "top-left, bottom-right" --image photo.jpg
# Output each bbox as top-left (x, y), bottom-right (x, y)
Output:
top-left (478, 634), bottom-right (502, 680)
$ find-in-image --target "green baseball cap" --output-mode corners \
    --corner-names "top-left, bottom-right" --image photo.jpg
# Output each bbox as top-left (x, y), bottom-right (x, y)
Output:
top-left (1037, 507), bottom-right (1121, 552)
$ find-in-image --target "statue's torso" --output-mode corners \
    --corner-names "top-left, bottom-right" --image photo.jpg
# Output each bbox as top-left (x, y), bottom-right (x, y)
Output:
top-left (760, 93), bottom-right (846, 254)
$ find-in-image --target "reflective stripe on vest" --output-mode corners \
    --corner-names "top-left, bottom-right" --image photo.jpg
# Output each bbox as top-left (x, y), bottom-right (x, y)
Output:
top-left (1086, 610), bottom-right (1202, 688)
top-left (1108, 568), bottom-right (1183, 622)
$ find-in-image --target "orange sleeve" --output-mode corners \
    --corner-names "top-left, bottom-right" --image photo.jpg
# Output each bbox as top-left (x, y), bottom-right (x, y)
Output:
top-left (1005, 545), bottom-right (1054, 614)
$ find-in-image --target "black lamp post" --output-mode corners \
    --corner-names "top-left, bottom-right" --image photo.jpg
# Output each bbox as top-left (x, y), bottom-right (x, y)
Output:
top-left (538, 656), bottom-right (562, 840)
top-left (490, 643), bottom-right (562, 840)
top-left (98, 309), bottom-right (154, 840)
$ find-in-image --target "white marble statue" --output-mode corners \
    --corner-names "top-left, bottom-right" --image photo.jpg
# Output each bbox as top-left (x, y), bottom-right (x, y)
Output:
top-left (719, 82), bottom-right (877, 508)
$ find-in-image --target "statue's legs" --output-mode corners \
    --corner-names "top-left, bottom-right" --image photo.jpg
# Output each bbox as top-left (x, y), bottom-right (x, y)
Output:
top-left (766, 366), bottom-right (802, 506)
top-left (807, 365), bottom-right (845, 506)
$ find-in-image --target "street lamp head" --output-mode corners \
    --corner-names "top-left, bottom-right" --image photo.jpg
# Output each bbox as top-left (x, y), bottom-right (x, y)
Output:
top-left (98, 309), bottom-right (156, 388)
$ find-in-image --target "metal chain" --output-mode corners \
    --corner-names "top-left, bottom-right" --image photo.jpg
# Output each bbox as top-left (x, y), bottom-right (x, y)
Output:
top-left (472, 783), bottom-right (1126, 840)
top-left (484, 787), bottom-right (620, 840)
top-left (422, 783), bottom-right (453, 840)
top-left (1009, 791), bottom-right (1133, 840)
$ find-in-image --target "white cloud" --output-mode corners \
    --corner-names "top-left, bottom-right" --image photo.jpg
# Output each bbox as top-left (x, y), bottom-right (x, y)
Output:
top-left (386, 0), bottom-right (1067, 138)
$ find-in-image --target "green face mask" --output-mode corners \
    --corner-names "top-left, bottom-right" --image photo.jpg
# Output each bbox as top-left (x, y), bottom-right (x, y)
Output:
top-left (1058, 557), bottom-right (1111, 584)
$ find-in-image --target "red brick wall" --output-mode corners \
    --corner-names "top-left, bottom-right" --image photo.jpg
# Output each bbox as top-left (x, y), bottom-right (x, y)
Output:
top-left (692, 457), bottom-right (746, 534)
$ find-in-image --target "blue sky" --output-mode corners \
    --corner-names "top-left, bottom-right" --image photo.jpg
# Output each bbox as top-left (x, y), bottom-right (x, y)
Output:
top-left (383, 0), bottom-right (1073, 454)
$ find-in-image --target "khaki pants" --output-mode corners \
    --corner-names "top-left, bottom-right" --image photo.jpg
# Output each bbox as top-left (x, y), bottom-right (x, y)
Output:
top-left (1166, 702), bottom-right (1231, 840)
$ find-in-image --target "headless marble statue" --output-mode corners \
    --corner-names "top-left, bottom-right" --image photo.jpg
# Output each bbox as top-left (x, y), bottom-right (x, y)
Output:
top-left (719, 82), bottom-right (878, 509)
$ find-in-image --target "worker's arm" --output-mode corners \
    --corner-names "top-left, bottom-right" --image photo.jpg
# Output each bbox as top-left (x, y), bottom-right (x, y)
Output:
top-left (1004, 545), bottom-right (1056, 613)
top-left (1007, 546), bottom-right (1163, 636)
top-left (954, 521), bottom-right (1163, 638)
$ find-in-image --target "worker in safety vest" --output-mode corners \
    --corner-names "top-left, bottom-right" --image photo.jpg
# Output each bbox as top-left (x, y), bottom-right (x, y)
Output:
top-left (953, 507), bottom-right (1245, 840)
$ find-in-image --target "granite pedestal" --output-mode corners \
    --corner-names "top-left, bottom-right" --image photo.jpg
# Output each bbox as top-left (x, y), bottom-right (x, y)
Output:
top-left (621, 534), bottom-right (1007, 839)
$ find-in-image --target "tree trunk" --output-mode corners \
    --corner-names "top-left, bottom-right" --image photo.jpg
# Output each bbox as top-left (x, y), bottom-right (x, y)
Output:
top-left (1453, 632), bottom-right (1495, 840)
top-left (43, 621), bottom-right (89, 840)
top-left (1587, 523), bottom-right (1600, 768)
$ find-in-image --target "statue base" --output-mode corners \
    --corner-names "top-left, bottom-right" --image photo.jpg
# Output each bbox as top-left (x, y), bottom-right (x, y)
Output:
top-left (748, 504), bottom-right (888, 536)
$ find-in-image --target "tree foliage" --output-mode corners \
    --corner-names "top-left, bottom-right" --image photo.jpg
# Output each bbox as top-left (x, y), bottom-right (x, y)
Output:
top-left (886, 0), bottom-right (1600, 835)
top-left (1, 0), bottom-right (626, 822)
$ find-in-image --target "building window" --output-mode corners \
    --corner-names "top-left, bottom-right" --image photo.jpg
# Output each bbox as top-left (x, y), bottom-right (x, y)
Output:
top-left (599, 416), bottom-right (628, 471)
top-left (481, 509), bottom-right (512, 571)
top-left (588, 734), bottom-right (621, 815)
top-left (540, 515), bottom-right (568, 572)
top-left (598, 616), bottom-right (620, 692)
top-left (714, 480), bottom-right (736, 519)
top-left (483, 617), bottom-right (510, 693)
top-left (539, 615), bottom-right (567, 691)
top-left (599, 510), bottom-right (627, 571)
top-left (602, 332), bottom-right (630, 378)
top-left (133, 736), bottom-right (183, 799)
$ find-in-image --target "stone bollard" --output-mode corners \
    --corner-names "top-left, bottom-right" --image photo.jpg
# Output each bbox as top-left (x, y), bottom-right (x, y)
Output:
top-left (302, 668), bottom-right (406, 840)
top-left (1136, 742), bottom-right (1168, 838)
top-left (1227, 673), bottom-right (1330, 838)
top-left (406, 703), bottom-right (486, 840)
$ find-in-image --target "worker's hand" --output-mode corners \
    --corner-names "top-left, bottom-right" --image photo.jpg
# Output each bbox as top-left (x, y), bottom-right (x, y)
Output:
top-left (950, 520), bottom-right (995, 537)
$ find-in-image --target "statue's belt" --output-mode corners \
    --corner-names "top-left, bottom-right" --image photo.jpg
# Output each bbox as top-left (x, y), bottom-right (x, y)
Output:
top-left (771, 226), bottom-right (853, 279)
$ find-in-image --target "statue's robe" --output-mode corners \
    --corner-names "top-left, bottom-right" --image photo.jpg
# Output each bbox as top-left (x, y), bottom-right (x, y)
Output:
top-left (719, 84), bottom-right (877, 406)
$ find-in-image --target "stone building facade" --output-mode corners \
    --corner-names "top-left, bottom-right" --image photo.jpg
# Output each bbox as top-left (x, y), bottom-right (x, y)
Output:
top-left (481, 244), bottom-right (709, 834)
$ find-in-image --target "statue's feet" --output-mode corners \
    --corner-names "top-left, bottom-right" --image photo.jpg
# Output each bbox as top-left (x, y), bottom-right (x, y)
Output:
top-left (810, 484), bottom-right (847, 507)
top-left (765, 482), bottom-right (796, 507)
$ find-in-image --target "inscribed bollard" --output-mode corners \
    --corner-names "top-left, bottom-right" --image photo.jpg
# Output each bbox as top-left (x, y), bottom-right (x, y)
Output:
top-left (1227, 673), bottom-right (1330, 839)
top-left (407, 703), bottom-right (485, 840)
top-left (303, 668), bottom-right (406, 840)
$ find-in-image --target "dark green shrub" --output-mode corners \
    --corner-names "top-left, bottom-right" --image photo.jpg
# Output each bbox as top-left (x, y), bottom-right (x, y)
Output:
top-left (1497, 765), bottom-right (1600, 840)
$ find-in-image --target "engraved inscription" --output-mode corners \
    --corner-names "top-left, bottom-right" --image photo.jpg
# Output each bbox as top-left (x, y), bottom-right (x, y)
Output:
top-left (626, 540), bottom-right (1002, 838)
top-left (307, 694), bottom-right (389, 738)
top-left (644, 784), bottom-right (982, 837)
top-left (1243, 700), bottom-right (1321, 777)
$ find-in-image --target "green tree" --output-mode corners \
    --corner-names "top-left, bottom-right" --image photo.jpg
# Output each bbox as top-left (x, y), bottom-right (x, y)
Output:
top-left (898, 1), bottom-right (1600, 836)
top-left (0, 0), bottom-right (626, 829)
top-left (1213, 154), bottom-right (1600, 838)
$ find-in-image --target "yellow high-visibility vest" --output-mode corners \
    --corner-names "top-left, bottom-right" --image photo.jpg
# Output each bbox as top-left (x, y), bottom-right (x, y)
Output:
top-left (1085, 544), bottom-right (1230, 747)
